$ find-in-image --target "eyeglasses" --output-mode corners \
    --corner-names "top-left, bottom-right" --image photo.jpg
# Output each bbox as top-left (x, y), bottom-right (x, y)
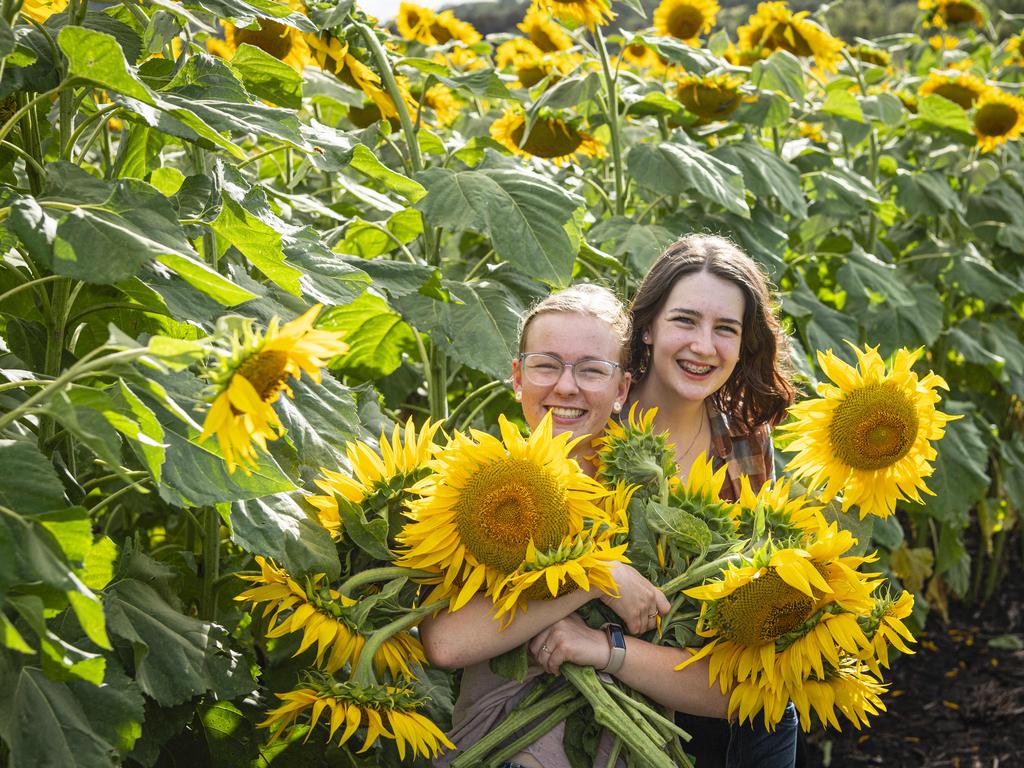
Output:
top-left (518, 353), bottom-right (621, 391)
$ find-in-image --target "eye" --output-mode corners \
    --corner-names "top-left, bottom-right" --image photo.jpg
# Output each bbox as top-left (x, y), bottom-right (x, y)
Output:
top-left (717, 324), bottom-right (740, 335)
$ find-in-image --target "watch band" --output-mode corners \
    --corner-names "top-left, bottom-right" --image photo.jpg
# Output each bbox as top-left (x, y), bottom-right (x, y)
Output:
top-left (599, 623), bottom-right (626, 675)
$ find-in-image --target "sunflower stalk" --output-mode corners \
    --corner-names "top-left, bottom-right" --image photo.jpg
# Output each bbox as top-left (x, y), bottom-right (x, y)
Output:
top-left (603, 683), bottom-right (691, 744)
top-left (592, 27), bottom-right (626, 216)
top-left (659, 552), bottom-right (743, 596)
top-left (350, 600), bottom-right (437, 687)
top-left (448, 684), bottom-right (577, 767)
top-left (337, 566), bottom-right (437, 597)
top-left (486, 697), bottom-right (589, 767)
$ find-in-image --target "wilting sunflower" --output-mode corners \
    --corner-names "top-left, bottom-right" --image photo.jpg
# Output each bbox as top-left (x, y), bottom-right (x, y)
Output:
top-left (778, 344), bottom-right (959, 519)
top-left (261, 674), bottom-right (455, 758)
top-left (789, 658), bottom-right (887, 731)
top-left (496, 39), bottom-right (582, 87)
top-left (678, 525), bottom-right (878, 699)
top-left (493, 532), bottom-right (626, 624)
top-left (396, 413), bottom-right (610, 610)
top-left (859, 590), bottom-right (915, 676)
top-left (654, 0), bottom-right (719, 45)
top-left (207, 0), bottom-right (311, 72)
top-left (919, 69), bottom-right (988, 109)
top-left (306, 34), bottom-right (413, 119)
top-left (237, 557), bottom-right (427, 677)
top-left (491, 108), bottom-right (605, 165)
top-left (738, 1), bottom-right (844, 73)
top-left (19, 0), bottom-right (67, 22)
top-left (199, 306), bottom-right (348, 475)
top-left (973, 87), bottom-right (1024, 153)
top-left (519, 6), bottom-right (574, 52)
top-left (674, 72), bottom-right (745, 122)
top-left (919, 0), bottom-right (984, 29)
top-left (529, 0), bottom-right (614, 30)
top-left (308, 418), bottom-right (441, 539)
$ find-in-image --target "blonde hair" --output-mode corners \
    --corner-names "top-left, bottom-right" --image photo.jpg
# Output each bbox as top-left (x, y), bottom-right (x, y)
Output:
top-left (518, 284), bottom-right (631, 364)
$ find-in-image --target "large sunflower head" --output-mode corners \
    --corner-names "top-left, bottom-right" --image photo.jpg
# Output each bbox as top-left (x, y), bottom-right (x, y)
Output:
top-left (428, 10), bottom-right (482, 45)
top-left (308, 418), bottom-right (442, 539)
top-left (529, 0), bottom-right (614, 30)
top-left (420, 83), bottom-right (460, 127)
top-left (778, 344), bottom-right (960, 519)
top-left (674, 72), bottom-right (746, 122)
top-left (849, 44), bottom-right (891, 68)
top-left (973, 87), bottom-right (1024, 153)
top-left (738, 1), bottom-right (844, 73)
top-left (919, 69), bottom-right (989, 109)
top-left (395, 413), bottom-right (610, 611)
top-left (490, 108), bottom-right (605, 165)
top-left (306, 35), bottom-right (414, 119)
top-left (260, 674), bottom-right (454, 758)
top-left (236, 557), bottom-right (426, 678)
top-left (654, 0), bottom-right (720, 45)
top-left (919, 0), bottom-right (984, 29)
top-left (19, 0), bottom-right (68, 22)
top-left (519, 6), bottom-right (574, 52)
top-left (199, 306), bottom-right (348, 474)
top-left (207, 0), bottom-right (311, 72)
top-left (592, 404), bottom-right (678, 493)
top-left (621, 40), bottom-right (669, 72)
top-left (395, 2), bottom-right (436, 43)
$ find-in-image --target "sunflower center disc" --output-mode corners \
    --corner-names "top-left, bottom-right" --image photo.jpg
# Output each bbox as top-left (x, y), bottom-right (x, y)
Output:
top-left (976, 103), bottom-right (1018, 137)
top-left (511, 119), bottom-right (583, 159)
top-left (945, 2), bottom-right (977, 23)
top-left (235, 21), bottom-right (293, 60)
top-left (429, 21), bottom-right (453, 44)
top-left (454, 458), bottom-right (567, 572)
top-left (828, 382), bottom-right (920, 471)
top-left (715, 570), bottom-right (815, 646)
top-left (668, 7), bottom-right (704, 39)
top-left (238, 349), bottom-right (291, 402)
top-left (934, 83), bottom-right (977, 109)
top-left (530, 28), bottom-right (559, 52)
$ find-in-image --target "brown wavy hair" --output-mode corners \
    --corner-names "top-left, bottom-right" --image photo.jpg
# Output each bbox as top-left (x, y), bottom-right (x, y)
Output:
top-left (627, 234), bottom-right (796, 431)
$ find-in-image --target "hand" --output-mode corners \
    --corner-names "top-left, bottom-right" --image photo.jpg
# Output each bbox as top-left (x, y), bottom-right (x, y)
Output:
top-left (530, 614), bottom-right (608, 675)
top-left (600, 562), bottom-right (670, 635)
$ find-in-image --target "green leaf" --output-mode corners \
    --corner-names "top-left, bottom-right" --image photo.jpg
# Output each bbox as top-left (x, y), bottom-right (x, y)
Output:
top-left (117, 381), bottom-right (166, 482)
top-left (229, 43), bottom-right (302, 109)
top-left (199, 701), bottom-right (257, 768)
top-left (349, 144), bottom-right (426, 203)
top-left (104, 579), bottom-right (256, 706)
top-left (335, 209), bottom-right (423, 259)
top-left (0, 17), bottom-right (13, 63)
top-left (919, 408), bottom-right (990, 526)
top-left (751, 50), bottom-right (805, 105)
top-left (862, 93), bottom-right (904, 126)
top-left (416, 167), bottom-right (583, 287)
top-left (210, 196), bottom-right (303, 295)
top-left (731, 91), bottom-right (790, 129)
top-left (337, 496), bottom-right (391, 560)
top-left (782, 280), bottom-right (859, 362)
top-left (230, 493), bottom-right (340, 577)
top-left (489, 644), bottom-right (529, 683)
top-left (320, 292), bottom-right (416, 378)
top-left (916, 93), bottom-right (972, 134)
top-left (894, 170), bottom-right (964, 216)
top-left (714, 143), bottom-right (807, 219)
top-left (58, 27), bottom-right (156, 105)
top-left (864, 281), bottom-right (944, 349)
top-left (42, 389), bottom-right (131, 483)
top-left (821, 89), bottom-right (864, 122)
top-left (0, 439), bottom-right (65, 515)
top-left (185, 0), bottom-right (316, 31)
top-left (396, 280), bottom-right (524, 379)
top-left (587, 216), bottom-right (677, 274)
top-left (628, 141), bottom-right (749, 218)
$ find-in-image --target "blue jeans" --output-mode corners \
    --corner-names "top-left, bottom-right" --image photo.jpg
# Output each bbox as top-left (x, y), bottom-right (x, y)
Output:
top-left (676, 703), bottom-right (799, 768)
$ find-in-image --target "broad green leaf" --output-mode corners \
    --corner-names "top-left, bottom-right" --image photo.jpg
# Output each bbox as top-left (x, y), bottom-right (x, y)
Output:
top-left (732, 92), bottom-right (790, 129)
top-left (821, 89), bottom-right (864, 122)
top-left (864, 281), bottom-right (944, 349)
top-left (185, 0), bottom-right (316, 31)
top-left (587, 216), bottom-right (677, 274)
top-left (919, 408), bottom-right (990, 526)
top-left (894, 170), bottom-right (963, 216)
top-left (628, 142), bottom-right (749, 218)
top-left (947, 247), bottom-right (1022, 302)
top-left (118, 381), bottom-right (166, 482)
top-left (337, 496), bottom-right (391, 560)
top-left (434, 67), bottom-right (513, 99)
top-left (104, 579), bottom-right (256, 706)
top-left (158, 248), bottom-right (259, 306)
top-left (0, 17), bottom-right (13, 62)
top-left (862, 93), bottom-right (904, 126)
top-left (58, 27), bottom-right (155, 105)
top-left (782, 281), bottom-right (859, 363)
top-left (199, 701), bottom-right (257, 768)
top-left (278, 372), bottom-right (368, 476)
top-left (211, 197), bottom-right (303, 295)
top-left (82, 536), bottom-right (118, 591)
top-left (1, 667), bottom-right (123, 768)
top-left (649, 36), bottom-right (721, 73)
top-left (349, 144), bottom-right (426, 202)
top-left (110, 93), bottom-right (247, 159)
top-left (1, 613), bottom-right (33, 653)
top-left (320, 292), bottom-right (416, 378)
top-left (229, 42), bottom-right (302, 109)
top-left (0, 439), bottom-right (65, 515)
top-left (530, 72), bottom-right (602, 114)
top-left (714, 143), bottom-right (807, 219)
top-left (42, 389), bottom-right (132, 482)
top-left (836, 249), bottom-right (916, 313)
top-left (416, 167), bottom-right (583, 287)
top-left (751, 50), bottom-right (805, 105)
top-left (916, 93), bottom-right (972, 134)
top-left (889, 544), bottom-right (933, 593)
top-left (396, 280), bottom-right (523, 379)
top-left (335, 209), bottom-right (423, 259)
top-left (230, 493), bottom-right (340, 577)
top-left (811, 168), bottom-right (881, 215)
top-left (8, 595), bottom-right (107, 682)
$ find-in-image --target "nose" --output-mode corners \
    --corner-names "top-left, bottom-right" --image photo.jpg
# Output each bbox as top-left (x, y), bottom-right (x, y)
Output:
top-left (553, 363), bottom-right (579, 395)
top-left (690, 326), bottom-right (715, 356)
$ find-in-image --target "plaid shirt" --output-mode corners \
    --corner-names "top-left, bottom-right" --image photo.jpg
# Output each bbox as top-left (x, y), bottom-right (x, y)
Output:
top-left (707, 405), bottom-right (776, 502)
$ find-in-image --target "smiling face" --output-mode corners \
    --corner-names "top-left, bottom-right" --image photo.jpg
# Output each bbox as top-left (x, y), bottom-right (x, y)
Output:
top-left (512, 311), bottom-right (630, 456)
top-left (642, 270), bottom-right (745, 407)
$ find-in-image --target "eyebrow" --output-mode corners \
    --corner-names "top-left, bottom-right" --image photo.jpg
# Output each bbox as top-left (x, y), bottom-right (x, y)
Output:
top-left (667, 308), bottom-right (743, 328)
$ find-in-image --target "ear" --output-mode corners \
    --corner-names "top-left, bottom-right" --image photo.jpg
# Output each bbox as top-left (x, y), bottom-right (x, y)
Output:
top-left (617, 370), bottom-right (632, 406)
top-left (511, 357), bottom-right (522, 392)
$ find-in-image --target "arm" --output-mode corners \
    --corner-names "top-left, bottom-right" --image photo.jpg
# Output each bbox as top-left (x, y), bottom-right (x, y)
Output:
top-left (528, 614), bottom-right (729, 719)
top-left (420, 561), bottom-right (670, 669)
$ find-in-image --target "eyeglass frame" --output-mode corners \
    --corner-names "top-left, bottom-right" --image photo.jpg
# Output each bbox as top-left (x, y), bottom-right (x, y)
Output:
top-left (517, 352), bottom-right (622, 391)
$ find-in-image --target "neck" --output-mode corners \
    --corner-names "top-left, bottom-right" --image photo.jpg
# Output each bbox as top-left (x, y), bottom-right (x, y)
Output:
top-left (631, 380), bottom-right (706, 439)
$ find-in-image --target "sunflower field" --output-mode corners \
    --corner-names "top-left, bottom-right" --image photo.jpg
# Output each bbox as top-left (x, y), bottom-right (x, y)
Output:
top-left (0, 0), bottom-right (1022, 763)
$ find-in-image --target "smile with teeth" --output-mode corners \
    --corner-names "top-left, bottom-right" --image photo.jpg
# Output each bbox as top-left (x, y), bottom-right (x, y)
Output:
top-left (678, 360), bottom-right (713, 375)
top-left (548, 406), bottom-right (586, 419)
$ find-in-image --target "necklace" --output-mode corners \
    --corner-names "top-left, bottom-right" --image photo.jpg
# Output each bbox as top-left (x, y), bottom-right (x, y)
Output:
top-left (676, 409), bottom-right (706, 468)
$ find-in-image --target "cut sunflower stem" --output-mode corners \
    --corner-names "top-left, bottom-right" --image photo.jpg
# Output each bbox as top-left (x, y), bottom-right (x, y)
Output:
top-left (604, 735), bottom-right (622, 768)
top-left (336, 566), bottom-right (437, 597)
top-left (486, 697), bottom-right (588, 767)
top-left (351, 601), bottom-right (438, 686)
top-left (659, 553), bottom-right (743, 595)
top-left (604, 684), bottom-right (691, 742)
top-left (449, 684), bottom-right (576, 767)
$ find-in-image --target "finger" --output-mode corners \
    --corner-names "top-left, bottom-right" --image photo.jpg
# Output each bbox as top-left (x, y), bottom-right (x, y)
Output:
top-left (656, 589), bottom-right (671, 614)
top-left (530, 631), bottom-right (551, 660)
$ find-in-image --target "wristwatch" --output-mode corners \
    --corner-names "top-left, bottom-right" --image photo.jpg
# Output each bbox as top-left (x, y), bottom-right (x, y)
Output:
top-left (599, 623), bottom-right (626, 675)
